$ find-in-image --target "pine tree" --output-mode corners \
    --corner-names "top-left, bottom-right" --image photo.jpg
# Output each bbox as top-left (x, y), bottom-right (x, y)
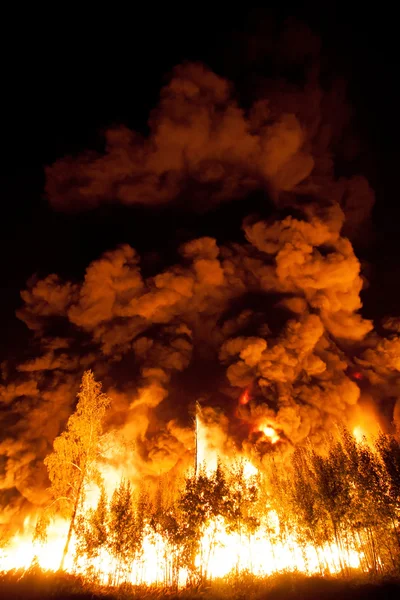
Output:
top-left (225, 460), bottom-right (260, 537)
top-left (75, 486), bottom-right (109, 565)
top-left (177, 468), bottom-right (212, 580)
top-left (375, 432), bottom-right (400, 559)
top-left (311, 442), bottom-right (352, 573)
top-left (44, 370), bottom-right (111, 570)
top-left (177, 462), bottom-right (232, 582)
top-left (265, 456), bottom-right (297, 544)
top-left (150, 482), bottom-right (182, 587)
top-left (340, 429), bottom-right (388, 572)
top-left (376, 432), bottom-right (400, 508)
top-left (108, 478), bottom-right (137, 584)
top-left (291, 448), bottom-right (327, 554)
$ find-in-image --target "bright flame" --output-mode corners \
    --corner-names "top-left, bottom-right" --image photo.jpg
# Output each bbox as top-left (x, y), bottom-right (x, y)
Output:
top-left (0, 501), bottom-right (363, 585)
top-left (0, 517), bottom-right (71, 573)
top-left (352, 425), bottom-right (366, 443)
top-left (259, 423), bottom-right (280, 444)
top-left (196, 514), bottom-right (361, 578)
top-left (350, 402), bottom-right (381, 444)
top-left (239, 388), bottom-right (250, 405)
top-left (0, 419), bottom-right (384, 587)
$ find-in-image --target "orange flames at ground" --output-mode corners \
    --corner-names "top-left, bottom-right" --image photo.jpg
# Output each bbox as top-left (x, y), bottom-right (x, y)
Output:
top-left (0, 511), bottom-right (362, 586)
top-left (0, 412), bottom-right (379, 588)
top-left (0, 470), bottom-right (362, 585)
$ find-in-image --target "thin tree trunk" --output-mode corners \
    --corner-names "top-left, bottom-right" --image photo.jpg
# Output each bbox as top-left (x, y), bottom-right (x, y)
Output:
top-left (356, 529), bottom-right (369, 572)
top-left (60, 473), bottom-right (84, 570)
top-left (390, 514), bottom-right (400, 551)
top-left (332, 520), bottom-right (345, 575)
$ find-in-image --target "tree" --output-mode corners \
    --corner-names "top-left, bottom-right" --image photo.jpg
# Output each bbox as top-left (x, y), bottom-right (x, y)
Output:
top-left (375, 432), bottom-right (400, 558)
top-left (75, 486), bottom-right (109, 567)
top-left (310, 440), bottom-right (354, 574)
top-left (223, 461), bottom-right (260, 575)
top-left (290, 448), bottom-right (328, 558)
top-left (178, 461), bottom-right (232, 582)
top-left (226, 461), bottom-right (260, 540)
top-left (376, 433), bottom-right (400, 509)
top-left (150, 482), bottom-right (183, 587)
top-left (340, 429), bottom-right (389, 572)
top-left (108, 478), bottom-right (138, 584)
top-left (44, 370), bottom-right (111, 570)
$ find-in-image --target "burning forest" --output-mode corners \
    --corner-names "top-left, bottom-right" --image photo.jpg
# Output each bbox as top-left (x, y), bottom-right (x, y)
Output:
top-left (1, 13), bottom-right (400, 596)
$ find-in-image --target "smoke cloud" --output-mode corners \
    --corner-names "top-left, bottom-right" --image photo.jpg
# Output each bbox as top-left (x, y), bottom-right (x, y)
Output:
top-left (45, 64), bottom-right (314, 212)
top-left (0, 50), bottom-right (390, 534)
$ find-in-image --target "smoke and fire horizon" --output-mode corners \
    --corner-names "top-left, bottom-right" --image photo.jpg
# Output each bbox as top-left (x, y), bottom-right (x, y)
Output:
top-left (1, 43), bottom-right (400, 586)
top-left (0, 403), bottom-right (382, 584)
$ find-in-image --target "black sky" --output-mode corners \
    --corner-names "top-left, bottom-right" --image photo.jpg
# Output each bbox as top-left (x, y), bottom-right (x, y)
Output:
top-left (1, 6), bottom-right (400, 358)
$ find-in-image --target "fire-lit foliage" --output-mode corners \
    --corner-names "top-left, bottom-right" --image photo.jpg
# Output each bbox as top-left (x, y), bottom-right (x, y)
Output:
top-left (1, 373), bottom-right (400, 588)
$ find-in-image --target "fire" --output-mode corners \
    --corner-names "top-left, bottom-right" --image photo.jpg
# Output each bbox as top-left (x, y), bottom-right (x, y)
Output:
top-left (4, 48), bottom-right (400, 595)
top-left (0, 510), bottom-right (361, 585)
top-left (195, 514), bottom-right (361, 579)
top-left (0, 397), bottom-right (398, 589)
top-left (0, 517), bottom-right (71, 573)
top-left (353, 372), bottom-right (363, 380)
top-left (350, 403), bottom-right (381, 444)
top-left (0, 478), bottom-right (362, 585)
top-left (239, 388), bottom-right (250, 405)
top-left (0, 415), bottom-right (381, 587)
top-left (352, 425), bottom-right (365, 443)
top-left (258, 423), bottom-right (280, 444)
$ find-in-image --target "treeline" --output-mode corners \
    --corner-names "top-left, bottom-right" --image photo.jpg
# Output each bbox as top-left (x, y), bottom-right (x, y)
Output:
top-left (67, 429), bottom-right (400, 587)
top-left (30, 373), bottom-right (400, 587)
top-left (72, 462), bottom-right (261, 586)
top-left (270, 430), bottom-right (400, 575)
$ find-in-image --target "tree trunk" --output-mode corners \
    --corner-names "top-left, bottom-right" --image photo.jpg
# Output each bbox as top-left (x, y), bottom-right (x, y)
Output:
top-left (60, 474), bottom-right (84, 570)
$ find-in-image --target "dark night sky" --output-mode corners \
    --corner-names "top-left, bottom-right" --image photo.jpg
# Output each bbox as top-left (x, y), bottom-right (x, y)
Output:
top-left (1, 6), bottom-right (400, 359)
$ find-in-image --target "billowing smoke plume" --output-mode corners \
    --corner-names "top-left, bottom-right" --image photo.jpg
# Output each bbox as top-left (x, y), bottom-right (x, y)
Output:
top-left (45, 63), bottom-right (313, 212)
top-left (0, 50), bottom-right (391, 534)
top-left (44, 61), bottom-right (374, 231)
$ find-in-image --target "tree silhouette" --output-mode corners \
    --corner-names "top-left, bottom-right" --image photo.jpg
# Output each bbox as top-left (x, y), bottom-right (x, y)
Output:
top-left (75, 486), bottom-right (109, 566)
top-left (44, 370), bottom-right (111, 570)
top-left (108, 478), bottom-right (142, 584)
top-left (178, 461), bottom-right (232, 581)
